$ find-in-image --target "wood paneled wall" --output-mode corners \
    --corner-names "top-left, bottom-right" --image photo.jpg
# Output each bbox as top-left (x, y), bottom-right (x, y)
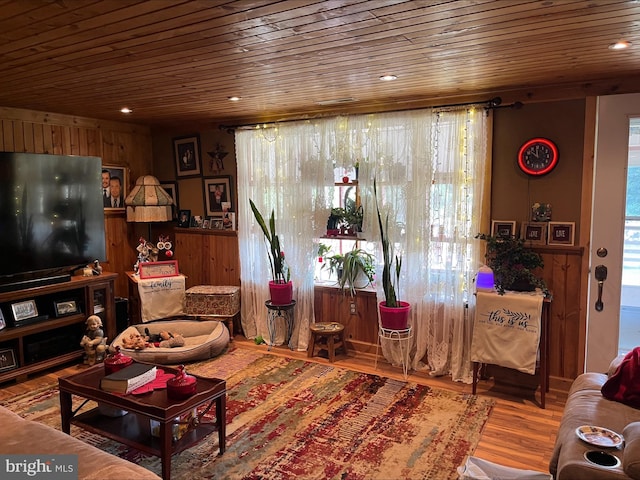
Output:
top-left (536, 245), bottom-right (584, 384)
top-left (0, 107), bottom-right (153, 297)
top-left (173, 229), bottom-right (240, 288)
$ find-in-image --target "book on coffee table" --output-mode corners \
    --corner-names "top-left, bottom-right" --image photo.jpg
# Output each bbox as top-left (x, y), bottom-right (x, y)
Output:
top-left (100, 363), bottom-right (157, 394)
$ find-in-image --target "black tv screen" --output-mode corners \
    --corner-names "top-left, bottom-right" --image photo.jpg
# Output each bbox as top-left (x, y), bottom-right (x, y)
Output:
top-left (0, 152), bottom-right (106, 285)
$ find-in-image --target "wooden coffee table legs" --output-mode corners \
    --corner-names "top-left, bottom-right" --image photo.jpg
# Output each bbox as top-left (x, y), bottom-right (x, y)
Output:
top-left (59, 389), bottom-right (72, 434)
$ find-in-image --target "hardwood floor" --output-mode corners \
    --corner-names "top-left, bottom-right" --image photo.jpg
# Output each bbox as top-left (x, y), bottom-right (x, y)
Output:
top-left (0, 335), bottom-right (567, 475)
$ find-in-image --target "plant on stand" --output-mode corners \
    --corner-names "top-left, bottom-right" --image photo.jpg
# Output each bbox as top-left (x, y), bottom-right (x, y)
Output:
top-left (374, 180), bottom-right (410, 329)
top-left (476, 233), bottom-right (548, 296)
top-left (250, 199), bottom-right (292, 305)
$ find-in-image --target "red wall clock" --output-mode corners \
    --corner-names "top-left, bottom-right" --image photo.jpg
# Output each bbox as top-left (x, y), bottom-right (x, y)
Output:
top-left (517, 137), bottom-right (559, 176)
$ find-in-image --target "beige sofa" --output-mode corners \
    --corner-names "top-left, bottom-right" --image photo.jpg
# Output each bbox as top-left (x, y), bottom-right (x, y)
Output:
top-left (1, 406), bottom-right (160, 479)
top-left (550, 360), bottom-right (640, 479)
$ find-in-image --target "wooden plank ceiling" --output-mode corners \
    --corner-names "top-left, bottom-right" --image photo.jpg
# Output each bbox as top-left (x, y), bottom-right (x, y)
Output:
top-left (0, 0), bottom-right (639, 127)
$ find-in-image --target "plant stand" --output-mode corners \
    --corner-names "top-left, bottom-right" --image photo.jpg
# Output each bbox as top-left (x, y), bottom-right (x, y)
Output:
top-left (265, 300), bottom-right (296, 350)
top-left (375, 326), bottom-right (413, 380)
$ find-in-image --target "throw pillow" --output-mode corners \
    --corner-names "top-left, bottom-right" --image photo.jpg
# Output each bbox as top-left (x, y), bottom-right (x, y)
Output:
top-left (624, 422), bottom-right (640, 480)
top-left (602, 347), bottom-right (640, 408)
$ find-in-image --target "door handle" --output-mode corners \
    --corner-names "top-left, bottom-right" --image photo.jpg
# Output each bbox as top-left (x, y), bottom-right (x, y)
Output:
top-left (595, 264), bottom-right (608, 311)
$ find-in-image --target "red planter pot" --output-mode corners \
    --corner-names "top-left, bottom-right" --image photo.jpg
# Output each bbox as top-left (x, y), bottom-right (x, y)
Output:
top-left (269, 280), bottom-right (293, 305)
top-left (379, 301), bottom-right (411, 330)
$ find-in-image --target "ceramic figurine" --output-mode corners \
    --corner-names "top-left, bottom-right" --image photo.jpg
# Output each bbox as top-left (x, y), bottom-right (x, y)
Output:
top-left (80, 315), bottom-right (107, 365)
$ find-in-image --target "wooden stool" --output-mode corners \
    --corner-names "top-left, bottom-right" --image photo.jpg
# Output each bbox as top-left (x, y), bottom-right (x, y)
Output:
top-left (307, 322), bottom-right (346, 362)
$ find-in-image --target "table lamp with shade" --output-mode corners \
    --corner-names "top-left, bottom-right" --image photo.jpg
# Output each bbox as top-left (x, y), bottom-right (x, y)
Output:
top-left (125, 175), bottom-right (174, 259)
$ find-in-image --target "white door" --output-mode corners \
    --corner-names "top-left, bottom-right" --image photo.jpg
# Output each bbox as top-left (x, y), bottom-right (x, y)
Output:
top-left (586, 93), bottom-right (640, 372)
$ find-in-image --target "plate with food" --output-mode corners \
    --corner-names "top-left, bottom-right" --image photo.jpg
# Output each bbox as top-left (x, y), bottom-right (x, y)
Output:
top-left (576, 425), bottom-right (623, 448)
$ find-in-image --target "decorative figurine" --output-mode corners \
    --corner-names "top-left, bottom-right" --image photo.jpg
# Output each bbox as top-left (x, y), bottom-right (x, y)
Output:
top-left (80, 315), bottom-right (107, 365)
top-left (92, 259), bottom-right (103, 275)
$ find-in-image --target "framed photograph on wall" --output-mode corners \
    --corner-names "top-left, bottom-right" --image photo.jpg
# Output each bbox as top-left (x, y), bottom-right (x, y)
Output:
top-left (102, 165), bottom-right (128, 210)
top-left (160, 181), bottom-right (179, 220)
top-left (548, 222), bottom-right (575, 246)
top-left (491, 220), bottom-right (517, 238)
top-left (203, 176), bottom-right (233, 217)
top-left (174, 134), bottom-right (202, 177)
top-left (521, 222), bottom-right (547, 245)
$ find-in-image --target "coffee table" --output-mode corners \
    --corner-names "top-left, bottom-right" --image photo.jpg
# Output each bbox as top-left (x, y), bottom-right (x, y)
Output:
top-left (58, 363), bottom-right (226, 480)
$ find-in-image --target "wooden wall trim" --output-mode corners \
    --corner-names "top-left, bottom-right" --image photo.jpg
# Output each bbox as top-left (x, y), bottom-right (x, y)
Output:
top-left (0, 106), bottom-right (151, 135)
top-left (578, 97), bottom-right (598, 375)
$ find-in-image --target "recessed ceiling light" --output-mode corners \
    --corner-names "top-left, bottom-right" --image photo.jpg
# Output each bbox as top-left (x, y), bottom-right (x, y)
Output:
top-left (609, 40), bottom-right (631, 50)
top-left (379, 74), bottom-right (398, 81)
top-left (228, 96), bottom-right (241, 101)
top-left (120, 107), bottom-right (132, 114)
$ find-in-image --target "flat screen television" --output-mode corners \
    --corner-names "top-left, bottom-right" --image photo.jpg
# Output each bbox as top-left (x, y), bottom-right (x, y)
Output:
top-left (0, 152), bottom-right (106, 292)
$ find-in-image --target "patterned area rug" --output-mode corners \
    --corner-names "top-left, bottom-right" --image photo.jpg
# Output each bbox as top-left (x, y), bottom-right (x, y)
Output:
top-left (1, 349), bottom-right (494, 480)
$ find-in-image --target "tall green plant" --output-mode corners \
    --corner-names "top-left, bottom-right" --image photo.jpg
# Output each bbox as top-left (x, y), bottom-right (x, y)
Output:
top-left (249, 199), bottom-right (290, 283)
top-left (374, 180), bottom-right (402, 307)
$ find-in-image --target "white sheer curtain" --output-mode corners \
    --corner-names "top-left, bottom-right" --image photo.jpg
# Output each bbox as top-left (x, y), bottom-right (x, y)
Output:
top-left (236, 108), bottom-right (491, 381)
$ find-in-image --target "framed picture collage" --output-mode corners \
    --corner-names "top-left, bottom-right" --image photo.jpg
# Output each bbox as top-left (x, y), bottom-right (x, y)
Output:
top-left (491, 203), bottom-right (575, 246)
top-left (170, 134), bottom-right (236, 231)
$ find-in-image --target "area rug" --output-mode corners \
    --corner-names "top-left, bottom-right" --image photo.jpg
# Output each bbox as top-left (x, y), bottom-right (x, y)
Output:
top-left (1, 349), bottom-right (494, 480)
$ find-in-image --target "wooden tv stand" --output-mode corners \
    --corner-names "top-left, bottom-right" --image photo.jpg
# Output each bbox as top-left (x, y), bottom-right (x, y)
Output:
top-left (0, 272), bottom-right (117, 384)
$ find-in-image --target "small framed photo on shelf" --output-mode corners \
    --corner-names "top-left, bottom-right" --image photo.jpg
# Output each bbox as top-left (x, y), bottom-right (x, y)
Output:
top-left (190, 215), bottom-right (203, 228)
top-left (0, 348), bottom-right (17, 372)
top-left (0, 309), bottom-right (5, 330)
top-left (203, 176), bottom-right (233, 217)
top-left (139, 260), bottom-right (180, 279)
top-left (11, 300), bottom-right (38, 322)
top-left (177, 209), bottom-right (191, 228)
top-left (223, 211), bottom-right (236, 231)
top-left (102, 165), bottom-right (128, 211)
top-left (531, 202), bottom-right (552, 222)
top-left (548, 222), bottom-right (575, 246)
top-left (160, 181), bottom-right (179, 220)
top-left (53, 300), bottom-right (80, 317)
top-left (202, 218), bottom-right (210, 229)
top-left (212, 218), bottom-right (224, 230)
top-left (521, 222), bottom-right (547, 245)
top-left (174, 134), bottom-right (202, 177)
top-left (491, 220), bottom-right (517, 238)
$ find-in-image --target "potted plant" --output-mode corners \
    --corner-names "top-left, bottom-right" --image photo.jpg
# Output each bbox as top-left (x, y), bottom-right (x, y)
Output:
top-left (322, 252), bottom-right (344, 281)
top-left (338, 247), bottom-right (375, 296)
top-left (374, 180), bottom-right (410, 329)
top-left (343, 186), bottom-right (363, 235)
top-left (327, 207), bottom-right (346, 236)
top-left (476, 233), bottom-right (548, 295)
top-left (249, 199), bottom-right (292, 305)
